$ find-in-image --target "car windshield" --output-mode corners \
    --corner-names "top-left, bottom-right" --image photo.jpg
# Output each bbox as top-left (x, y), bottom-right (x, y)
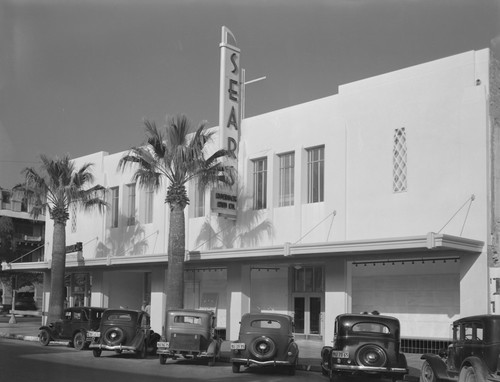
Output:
top-left (251, 319), bottom-right (282, 329)
top-left (174, 316), bottom-right (201, 324)
top-left (352, 322), bottom-right (390, 334)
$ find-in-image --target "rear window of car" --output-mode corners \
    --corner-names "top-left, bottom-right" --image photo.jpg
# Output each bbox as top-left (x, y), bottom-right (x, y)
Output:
top-left (352, 322), bottom-right (390, 334)
top-left (174, 316), bottom-right (201, 325)
top-left (107, 313), bottom-right (132, 321)
top-left (251, 319), bottom-right (281, 329)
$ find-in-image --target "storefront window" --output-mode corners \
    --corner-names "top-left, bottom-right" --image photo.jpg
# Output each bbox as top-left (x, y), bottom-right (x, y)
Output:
top-left (293, 266), bottom-right (323, 292)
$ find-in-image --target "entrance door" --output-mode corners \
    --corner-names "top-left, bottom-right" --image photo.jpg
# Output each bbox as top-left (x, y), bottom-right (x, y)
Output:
top-left (293, 295), bottom-right (322, 338)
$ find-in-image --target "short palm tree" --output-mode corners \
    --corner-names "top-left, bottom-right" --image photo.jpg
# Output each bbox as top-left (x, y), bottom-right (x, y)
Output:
top-left (118, 114), bottom-right (235, 312)
top-left (21, 155), bottom-right (106, 322)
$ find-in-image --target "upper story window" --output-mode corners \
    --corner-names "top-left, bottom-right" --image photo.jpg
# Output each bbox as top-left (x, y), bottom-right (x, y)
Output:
top-left (143, 187), bottom-right (154, 224)
top-left (193, 179), bottom-right (205, 218)
top-left (279, 152), bottom-right (295, 207)
top-left (393, 128), bottom-right (407, 193)
top-left (252, 157), bottom-right (267, 210)
top-left (307, 146), bottom-right (324, 203)
top-left (110, 187), bottom-right (119, 228)
top-left (125, 183), bottom-right (136, 226)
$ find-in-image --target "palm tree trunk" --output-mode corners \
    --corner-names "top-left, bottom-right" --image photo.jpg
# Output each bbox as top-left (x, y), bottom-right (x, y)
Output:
top-left (165, 203), bottom-right (185, 314)
top-left (48, 221), bottom-right (66, 322)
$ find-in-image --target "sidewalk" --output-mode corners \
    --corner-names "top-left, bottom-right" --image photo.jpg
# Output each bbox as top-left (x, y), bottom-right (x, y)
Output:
top-left (0, 314), bottom-right (423, 380)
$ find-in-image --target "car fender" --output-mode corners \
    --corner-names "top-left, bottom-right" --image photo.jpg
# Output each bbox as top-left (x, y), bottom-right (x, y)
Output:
top-left (207, 339), bottom-right (219, 356)
top-left (286, 341), bottom-right (299, 362)
top-left (39, 325), bottom-right (56, 337)
top-left (421, 353), bottom-right (449, 380)
top-left (460, 356), bottom-right (489, 378)
top-left (321, 346), bottom-right (333, 363)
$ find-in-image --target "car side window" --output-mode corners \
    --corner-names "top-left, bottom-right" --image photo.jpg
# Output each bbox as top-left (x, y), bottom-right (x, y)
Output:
top-left (64, 311), bottom-right (72, 320)
top-left (476, 326), bottom-right (483, 341)
top-left (251, 320), bottom-right (281, 329)
top-left (74, 311), bottom-right (81, 320)
top-left (464, 324), bottom-right (473, 340)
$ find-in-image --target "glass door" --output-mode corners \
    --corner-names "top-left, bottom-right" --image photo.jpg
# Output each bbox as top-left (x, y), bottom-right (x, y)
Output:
top-left (293, 295), bottom-right (322, 337)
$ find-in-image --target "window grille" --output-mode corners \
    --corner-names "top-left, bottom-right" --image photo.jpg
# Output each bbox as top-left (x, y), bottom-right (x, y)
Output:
top-left (307, 146), bottom-right (324, 203)
top-left (71, 203), bottom-right (77, 233)
top-left (279, 152), bottom-right (295, 207)
top-left (252, 158), bottom-right (267, 210)
top-left (110, 187), bottom-right (119, 228)
top-left (393, 128), bottom-right (407, 192)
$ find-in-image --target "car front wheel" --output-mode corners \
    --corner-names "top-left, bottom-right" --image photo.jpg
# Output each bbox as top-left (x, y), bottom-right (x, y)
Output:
top-left (137, 341), bottom-right (147, 359)
top-left (232, 363), bottom-right (240, 373)
top-left (420, 360), bottom-right (437, 382)
top-left (39, 329), bottom-right (51, 346)
top-left (159, 354), bottom-right (167, 365)
top-left (459, 365), bottom-right (486, 382)
top-left (92, 349), bottom-right (102, 358)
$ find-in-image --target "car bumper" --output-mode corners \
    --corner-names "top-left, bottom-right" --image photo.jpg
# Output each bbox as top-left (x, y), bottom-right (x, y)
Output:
top-left (231, 357), bottom-right (295, 367)
top-left (89, 343), bottom-right (139, 352)
top-left (332, 364), bottom-right (408, 374)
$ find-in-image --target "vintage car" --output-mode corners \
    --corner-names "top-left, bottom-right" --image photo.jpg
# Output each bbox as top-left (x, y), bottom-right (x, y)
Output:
top-left (87, 309), bottom-right (160, 358)
top-left (157, 309), bottom-right (221, 366)
top-left (321, 313), bottom-right (408, 382)
top-left (230, 312), bottom-right (299, 375)
top-left (420, 314), bottom-right (500, 382)
top-left (38, 306), bottom-right (105, 350)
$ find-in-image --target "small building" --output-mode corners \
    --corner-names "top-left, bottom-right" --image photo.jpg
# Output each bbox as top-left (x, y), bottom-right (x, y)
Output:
top-left (5, 46), bottom-right (499, 353)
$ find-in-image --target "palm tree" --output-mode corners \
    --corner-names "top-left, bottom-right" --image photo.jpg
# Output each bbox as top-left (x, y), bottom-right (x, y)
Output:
top-left (21, 155), bottom-right (106, 322)
top-left (118, 114), bottom-right (235, 312)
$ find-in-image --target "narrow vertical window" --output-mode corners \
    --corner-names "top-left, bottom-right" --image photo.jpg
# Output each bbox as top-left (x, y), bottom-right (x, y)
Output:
top-left (71, 203), bottom-right (77, 233)
top-left (126, 183), bottom-right (136, 226)
top-left (393, 128), bottom-right (407, 193)
top-left (193, 180), bottom-right (205, 218)
top-left (144, 187), bottom-right (154, 224)
top-left (307, 146), bottom-right (324, 203)
top-left (279, 152), bottom-right (295, 206)
top-left (252, 158), bottom-right (267, 210)
top-left (110, 187), bottom-right (119, 228)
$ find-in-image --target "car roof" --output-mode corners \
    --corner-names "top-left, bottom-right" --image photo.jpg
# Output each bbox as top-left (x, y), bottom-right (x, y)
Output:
top-left (454, 314), bottom-right (500, 325)
top-left (167, 309), bottom-right (214, 316)
top-left (241, 313), bottom-right (293, 322)
top-left (337, 313), bottom-right (400, 325)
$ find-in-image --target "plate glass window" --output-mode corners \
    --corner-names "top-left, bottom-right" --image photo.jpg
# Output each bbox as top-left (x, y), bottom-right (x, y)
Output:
top-left (126, 183), bottom-right (136, 226)
top-left (110, 187), bottom-right (119, 228)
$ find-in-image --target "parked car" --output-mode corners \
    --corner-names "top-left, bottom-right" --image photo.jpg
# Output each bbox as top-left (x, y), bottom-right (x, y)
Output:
top-left (157, 309), bottom-right (221, 366)
top-left (230, 312), bottom-right (299, 375)
top-left (38, 306), bottom-right (105, 350)
top-left (420, 314), bottom-right (500, 382)
top-left (87, 309), bottom-right (160, 358)
top-left (321, 313), bottom-right (408, 382)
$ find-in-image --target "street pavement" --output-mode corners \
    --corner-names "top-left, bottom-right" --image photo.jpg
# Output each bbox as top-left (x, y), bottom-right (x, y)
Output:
top-left (0, 313), bottom-right (423, 381)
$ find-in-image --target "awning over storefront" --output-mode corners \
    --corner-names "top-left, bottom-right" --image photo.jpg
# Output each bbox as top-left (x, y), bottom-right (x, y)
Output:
top-left (2, 232), bottom-right (484, 272)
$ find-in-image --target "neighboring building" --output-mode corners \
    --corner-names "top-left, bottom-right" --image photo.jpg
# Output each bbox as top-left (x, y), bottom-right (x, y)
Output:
top-left (4, 47), bottom-right (499, 353)
top-left (0, 187), bottom-right (45, 312)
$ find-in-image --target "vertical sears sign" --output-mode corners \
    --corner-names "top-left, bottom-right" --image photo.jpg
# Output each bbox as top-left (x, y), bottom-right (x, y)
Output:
top-left (215, 26), bottom-right (239, 219)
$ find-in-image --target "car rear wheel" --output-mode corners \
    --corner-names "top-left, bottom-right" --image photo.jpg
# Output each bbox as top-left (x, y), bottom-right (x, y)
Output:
top-left (420, 361), bottom-right (437, 382)
top-left (39, 329), bottom-right (51, 346)
top-left (92, 349), bottom-right (102, 358)
top-left (459, 365), bottom-right (486, 382)
top-left (159, 354), bottom-right (167, 365)
top-left (232, 363), bottom-right (240, 373)
top-left (356, 344), bottom-right (387, 367)
top-left (249, 336), bottom-right (277, 360)
top-left (73, 331), bottom-right (86, 351)
top-left (137, 341), bottom-right (147, 359)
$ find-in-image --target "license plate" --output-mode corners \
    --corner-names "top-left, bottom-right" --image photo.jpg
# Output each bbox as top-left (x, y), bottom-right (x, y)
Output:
top-left (230, 343), bottom-right (245, 350)
top-left (157, 341), bottom-right (169, 348)
top-left (86, 331), bottom-right (100, 338)
top-left (332, 351), bottom-right (349, 358)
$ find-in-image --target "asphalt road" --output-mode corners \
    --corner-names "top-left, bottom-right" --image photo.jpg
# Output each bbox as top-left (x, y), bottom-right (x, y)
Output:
top-left (0, 338), bottom-right (328, 382)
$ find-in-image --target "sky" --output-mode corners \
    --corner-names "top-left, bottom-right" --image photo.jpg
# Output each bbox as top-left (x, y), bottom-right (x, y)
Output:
top-left (0, 0), bottom-right (499, 188)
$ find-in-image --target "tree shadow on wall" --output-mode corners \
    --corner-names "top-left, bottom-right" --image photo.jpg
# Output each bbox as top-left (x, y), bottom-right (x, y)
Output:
top-left (96, 213), bottom-right (149, 258)
top-left (195, 192), bottom-right (274, 250)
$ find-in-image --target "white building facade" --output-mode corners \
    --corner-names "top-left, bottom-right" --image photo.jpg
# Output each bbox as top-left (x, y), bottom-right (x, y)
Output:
top-left (6, 47), bottom-right (498, 352)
